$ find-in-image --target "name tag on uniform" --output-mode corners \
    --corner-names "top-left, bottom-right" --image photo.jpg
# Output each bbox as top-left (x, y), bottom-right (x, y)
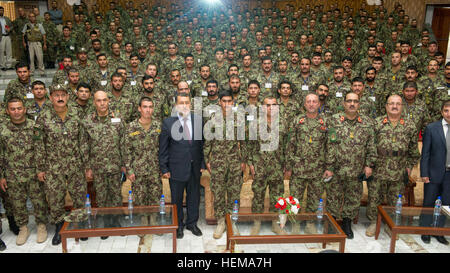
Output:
top-left (265, 83), bottom-right (272, 89)
top-left (202, 91), bottom-right (208, 96)
top-left (111, 118), bottom-right (121, 123)
top-left (277, 53), bottom-right (281, 57)
top-left (302, 85), bottom-right (309, 91)
top-left (70, 46), bottom-right (75, 50)
top-left (232, 106), bottom-right (238, 112)
top-left (131, 81), bottom-right (136, 86)
top-left (369, 96), bottom-right (376, 102)
top-left (26, 93), bottom-right (34, 99)
top-left (101, 80), bottom-right (107, 86)
top-left (437, 86), bottom-right (445, 89)
top-left (247, 115), bottom-right (254, 121)
top-left (198, 59), bottom-right (201, 63)
top-left (64, 80), bottom-right (68, 85)
top-left (336, 92), bottom-right (343, 98)
top-left (208, 109), bottom-right (216, 114)
top-left (187, 80), bottom-right (192, 85)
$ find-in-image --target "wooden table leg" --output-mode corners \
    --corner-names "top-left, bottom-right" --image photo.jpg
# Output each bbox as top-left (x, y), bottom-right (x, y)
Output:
top-left (390, 232), bottom-right (397, 253)
top-left (173, 230), bottom-right (177, 253)
top-left (375, 211), bottom-right (382, 240)
top-left (230, 241), bottom-right (235, 253)
top-left (339, 239), bottom-right (345, 253)
top-left (62, 236), bottom-right (67, 253)
top-left (322, 242), bottom-right (326, 249)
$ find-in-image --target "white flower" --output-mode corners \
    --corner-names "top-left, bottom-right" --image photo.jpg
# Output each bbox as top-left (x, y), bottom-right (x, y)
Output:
top-left (294, 198), bottom-right (299, 204)
top-left (278, 199), bottom-right (285, 206)
top-left (291, 206), bottom-right (299, 214)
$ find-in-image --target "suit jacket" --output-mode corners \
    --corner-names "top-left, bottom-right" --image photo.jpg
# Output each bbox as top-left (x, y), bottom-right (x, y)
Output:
top-left (420, 119), bottom-right (448, 184)
top-left (0, 16), bottom-right (13, 43)
top-left (159, 113), bottom-right (206, 181)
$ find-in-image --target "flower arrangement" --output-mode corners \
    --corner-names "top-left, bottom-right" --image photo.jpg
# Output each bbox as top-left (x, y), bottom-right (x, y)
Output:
top-left (275, 196), bottom-right (300, 227)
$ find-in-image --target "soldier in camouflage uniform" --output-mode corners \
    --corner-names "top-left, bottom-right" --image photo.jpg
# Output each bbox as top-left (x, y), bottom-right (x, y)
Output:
top-left (52, 56), bottom-right (73, 86)
top-left (247, 96), bottom-right (287, 235)
top-left (42, 12), bottom-right (58, 69)
top-left (4, 62), bottom-right (35, 105)
top-left (204, 90), bottom-right (246, 239)
top-left (0, 97), bottom-right (49, 246)
top-left (316, 83), bottom-right (334, 117)
top-left (256, 56), bottom-right (279, 99)
top-left (134, 75), bottom-right (167, 123)
top-left (160, 43), bottom-right (185, 83)
top-left (124, 96), bottom-right (162, 228)
top-left (277, 80), bottom-right (302, 134)
top-left (365, 94), bottom-right (420, 237)
top-left (291, 57), bottom-right (320, 103)
top-left (401, 82), bottom-right (432, 135)
top-left (432, 62), bottom-right (450, 121)
top-left (285, 93), bottom-right (328, 233)
top-left (81, 90), bottom-right (125, 234)
top-left (34, 84), bottom-right (87, 245)
top-left (418, 59), bottom-right (447, 115)
top-left (57, 26), bottom-right (78, 62)
top-left (68, 82), bottom-right (94, 120)
top-left (327, 66), bottom-right (351, 113)
top-left (107, 72), bottom-right (137, 124)
top-left (25, 80), bottom-right (51, 121)
top-left (351, 77), bottom-right (378, 119)
top-left (324, 92), bottom-right (377, 239)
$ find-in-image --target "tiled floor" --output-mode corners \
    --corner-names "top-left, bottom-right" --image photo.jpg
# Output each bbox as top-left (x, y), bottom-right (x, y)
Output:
top-left (1, 194), bottom-right (449, 254)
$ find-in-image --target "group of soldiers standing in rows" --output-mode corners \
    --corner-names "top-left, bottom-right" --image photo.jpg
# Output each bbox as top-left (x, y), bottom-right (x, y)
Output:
top-left (0, 0), bottom-right (449, 251)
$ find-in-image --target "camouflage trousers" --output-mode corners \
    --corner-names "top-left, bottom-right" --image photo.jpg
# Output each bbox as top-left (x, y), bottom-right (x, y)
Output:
top-left (44, 171), bottom-right (86, 224)
top-left (251, 162), bottom-right (285, 213)
top-left (366, 179), bottom-right (405, 222)
top-left (0, 188), bottom-right (13, 218)
top-left (210, 161), bottom-right (243, 219)
top-left (5, 169), bottom-right (48, 227)
top-left (131, 173), bottom-right (162, 206)
top-left (326, 175), bottom-right (362, 220)
top-left (93, 173), bottom-right (123, 208)
top-left (290, 177), bottom-right (325, 213)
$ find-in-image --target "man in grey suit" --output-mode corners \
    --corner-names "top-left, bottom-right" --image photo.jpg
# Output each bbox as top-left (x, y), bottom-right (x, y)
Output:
top-left (420, 99), bottom-right (450, 245)
top-left (0, 6), bottom-right (13, 70)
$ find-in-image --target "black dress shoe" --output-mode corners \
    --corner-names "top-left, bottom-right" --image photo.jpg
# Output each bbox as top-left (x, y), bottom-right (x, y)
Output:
top-left (433, 236), bottom-right (449, 245)
top-left (0, 238), bottom-right (6, 251)
top-left (421, 235), bottom-right (431, 244)
top-left (342, 218), bottom-right (354, 239)
top-left (176, 228), bottom-right (184, 239)
top-left (52, 222), bottom-right (64, 245)
top-left (101, 236), bottom-right (109, 240)
top-left (80, 237), bottom-right (88, 241)
top-left (186, 225), bottom-right (203, 236)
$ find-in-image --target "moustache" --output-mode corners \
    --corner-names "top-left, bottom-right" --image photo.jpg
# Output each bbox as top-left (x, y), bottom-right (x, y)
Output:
top-left (57, 100), bottom-right (64, 103)
top-left (319, 94), bottom-right (326, 100)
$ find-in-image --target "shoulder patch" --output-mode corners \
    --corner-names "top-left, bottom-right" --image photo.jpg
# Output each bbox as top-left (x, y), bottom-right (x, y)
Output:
top-left (340, 116), bottom-right (345, 123)
top-left (382, 118), bottom-right (388, 124)
top-left (400, 118), bottom-right (405, 125)
top-left (357, 116), bottom-right (362, 123)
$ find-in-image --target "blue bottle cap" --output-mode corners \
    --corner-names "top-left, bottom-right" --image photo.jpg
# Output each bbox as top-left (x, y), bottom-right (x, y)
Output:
top-left (86, 194), bottom-right (89, 198)
top-left (320, 198), bottom-right (323, 202)
top-left (438, 196), bottom-right (441, 200)
top-left (235, 200), bottom-right (238, 203)
top-left (398, 194), bottom-right (402, 198)
top-left (162, 195), bottom-right (164, 198)
top-left (129, 190), bottom-right (132, 194)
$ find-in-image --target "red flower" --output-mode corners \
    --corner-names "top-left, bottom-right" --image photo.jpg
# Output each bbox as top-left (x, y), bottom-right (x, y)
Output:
top-left (285, 209), bottom-right (289, 214)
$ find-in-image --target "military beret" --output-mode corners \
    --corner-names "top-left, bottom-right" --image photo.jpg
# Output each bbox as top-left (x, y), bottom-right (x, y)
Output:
top-left (49, 84), bottom-right (68, 94)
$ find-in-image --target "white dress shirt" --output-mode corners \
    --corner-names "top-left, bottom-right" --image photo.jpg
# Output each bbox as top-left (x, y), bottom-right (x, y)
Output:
top-left (443, 119), bottom-right (449, 138)
top-left (178, 112), bottom-right (192, 140)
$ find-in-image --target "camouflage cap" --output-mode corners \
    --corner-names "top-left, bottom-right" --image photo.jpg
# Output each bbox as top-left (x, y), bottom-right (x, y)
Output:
top-left (137, 42), bottom-right (147, 48)
top-left (49, 84), bottom-right (68, 94)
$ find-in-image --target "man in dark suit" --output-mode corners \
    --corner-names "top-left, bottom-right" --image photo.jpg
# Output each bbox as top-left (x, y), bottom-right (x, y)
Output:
top-left (159, 91), bottom-right (206, 239)
top-left (420, 99), bottom-right (450, 245)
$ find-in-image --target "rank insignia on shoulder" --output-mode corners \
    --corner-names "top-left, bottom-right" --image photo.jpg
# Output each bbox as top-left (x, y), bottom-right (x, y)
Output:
top-left (319, 118), bottom-right (324, 125)
top-left (156, 129), bottom-right (161, 133)
top-left (400, 119), bottom-right (405, 125)
top-left (299, 118), bottom-right (305, 124)
top-left (357, 117), bottom-right (362, 123)
top-left (383, 118), bottom-right (388, 124)
top-left (340, 116), bottom-right (345, 122)
top-left (129, 131), bottom-right (140, 136)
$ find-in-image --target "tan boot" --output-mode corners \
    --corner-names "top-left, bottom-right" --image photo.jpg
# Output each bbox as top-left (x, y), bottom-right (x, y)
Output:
top-left (384, 225), bottom-right (398, 240)
top-left (305, 222), bottom-right (317, 234)
top-left (213, 217), bottom-right (226, 239)
top-left (16, 225), bottom-right (30, 246)
top-left (36, 223), bottom-right (47, 243)
top-left (365, 222), bottom-right (377, 237)
top-left (272, 220), bottom-right (288, 235)
top-left (149, 214), bottom-right (163, 236)
top-left (250, 220), bottom-right (261, 235)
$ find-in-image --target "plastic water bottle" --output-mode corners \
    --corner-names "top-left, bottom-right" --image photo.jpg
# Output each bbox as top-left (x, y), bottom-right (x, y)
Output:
top-left (317, 198), bottom-right (324, 219)
top-left (159, 195), bottom-right (166, 215)
top-left (434, 196), bottom-right (442, 216)
top-left (395, 194), bottom-right (402, 214)
top-left (231, 200), bottom-right (239, 221)
top-left (128, 191), bottom-right (133, 210)
top-left (85, 194), bottom-right (92, 215)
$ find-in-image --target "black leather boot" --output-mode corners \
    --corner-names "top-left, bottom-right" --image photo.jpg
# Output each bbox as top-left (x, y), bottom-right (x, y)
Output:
top-left (52, 221), bottom-right (64, 245)
top-left (0, 237), bottom-right (6, 251)
top-left (7, 216), bottom-right (19, 235)
top-left (342, 218), bottom-right (354, 239)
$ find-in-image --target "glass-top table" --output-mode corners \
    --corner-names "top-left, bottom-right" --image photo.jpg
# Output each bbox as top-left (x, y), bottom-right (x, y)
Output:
top-left (59, 205), bottom-right (178, 253)
top-left (375, 206), bottom-right (450, 253)
top-left (226, 212), bottom-right (347, 253)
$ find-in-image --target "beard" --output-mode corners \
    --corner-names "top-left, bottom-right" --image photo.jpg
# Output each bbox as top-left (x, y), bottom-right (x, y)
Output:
top-left (319, 94), bottom-right (326, 101)
top-left (366, 77), bottom-right (374, 82)
top-left (144, 87), bottom-right (153, 93)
